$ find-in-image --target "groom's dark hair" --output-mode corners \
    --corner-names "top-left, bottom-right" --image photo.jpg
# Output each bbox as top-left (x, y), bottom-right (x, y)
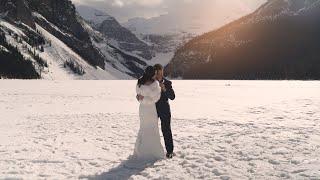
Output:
top-left (154, 64), bottom-right (163, 71)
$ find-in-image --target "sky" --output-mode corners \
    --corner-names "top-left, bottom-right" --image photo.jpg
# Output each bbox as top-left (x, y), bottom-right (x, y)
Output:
top-left (72, 0), bottom-right (267, 23)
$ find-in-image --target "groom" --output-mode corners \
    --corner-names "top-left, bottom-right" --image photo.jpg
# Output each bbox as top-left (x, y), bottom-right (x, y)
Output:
top-left (137, 64), bottom-right (176, 159)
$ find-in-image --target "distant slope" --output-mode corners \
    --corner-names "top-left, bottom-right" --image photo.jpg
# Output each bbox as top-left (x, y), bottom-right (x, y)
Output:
top-left (166, 0), bottom-right (320, 80)
top-left (76, 5), bottom-right (153, 61)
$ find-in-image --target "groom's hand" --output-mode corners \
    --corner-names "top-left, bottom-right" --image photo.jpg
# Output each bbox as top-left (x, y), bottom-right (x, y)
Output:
top-left (160, 83), bottom-right (166, 92)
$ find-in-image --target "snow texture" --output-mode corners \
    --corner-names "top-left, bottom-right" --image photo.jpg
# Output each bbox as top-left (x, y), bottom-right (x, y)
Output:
top-left (0, 80), bottom-right (319, 179)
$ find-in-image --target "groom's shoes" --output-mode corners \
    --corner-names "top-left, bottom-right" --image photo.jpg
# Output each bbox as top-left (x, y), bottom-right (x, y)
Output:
top-left (166, 153), bottom-right (174, 159)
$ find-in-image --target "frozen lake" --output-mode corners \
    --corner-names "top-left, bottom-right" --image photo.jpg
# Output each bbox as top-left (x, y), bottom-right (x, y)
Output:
top-left (0, 80), bottom-right (320, 179)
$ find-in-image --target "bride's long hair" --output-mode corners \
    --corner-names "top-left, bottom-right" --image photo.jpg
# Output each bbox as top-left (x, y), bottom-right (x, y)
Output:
top-left (138, 66), bottom-right (156, 87)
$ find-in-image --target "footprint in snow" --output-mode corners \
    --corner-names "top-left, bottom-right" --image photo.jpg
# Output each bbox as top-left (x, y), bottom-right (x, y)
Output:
top-left (274, 116), bottom-right (285, 120)
top-left (268, 159), bottom-right (280, 165)
top-left (292, 169), bottom-right (307, 174)
top-left (290, 160), bottom-right (300, 165)
top-left (220, 175), bottom-right (231, 180)
top-left (214, 156), bottom-right (224, 161)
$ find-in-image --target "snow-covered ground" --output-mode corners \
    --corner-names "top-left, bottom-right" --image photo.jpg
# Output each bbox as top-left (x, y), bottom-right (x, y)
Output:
top-left (0, 80), bottom-right (319, 179)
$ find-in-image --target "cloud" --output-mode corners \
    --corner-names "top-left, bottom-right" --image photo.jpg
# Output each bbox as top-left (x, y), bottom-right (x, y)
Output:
top-left (74, 0), bottom-right (163, 7)
top-left (129, 0), bottom-right (163, 7)
top-left (112, 0), bottom-right (124, 7)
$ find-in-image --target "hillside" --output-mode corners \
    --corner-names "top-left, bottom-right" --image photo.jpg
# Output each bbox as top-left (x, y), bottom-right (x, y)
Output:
top-left (166, 0), bottom-right (320, 80)
top-left (0, 0), bottom-right (146, 79)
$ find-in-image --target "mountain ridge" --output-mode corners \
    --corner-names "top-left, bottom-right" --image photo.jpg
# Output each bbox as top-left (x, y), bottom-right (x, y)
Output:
top-left (166, 0), bottom-right (320, 80)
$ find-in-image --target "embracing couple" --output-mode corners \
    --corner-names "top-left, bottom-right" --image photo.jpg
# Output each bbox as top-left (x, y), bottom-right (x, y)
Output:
top-left (132, 64), bottom-right (175, 164)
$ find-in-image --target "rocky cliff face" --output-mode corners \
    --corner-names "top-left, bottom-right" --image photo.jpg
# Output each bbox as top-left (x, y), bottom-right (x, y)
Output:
top-left (166, 0), bottom-right (320, 80)
top-left (26, 0), bottom-right (105, 68)
top-left (0, 0), bottom-right (35, 28)
top-left (98, 17), bottom-right (153, 60)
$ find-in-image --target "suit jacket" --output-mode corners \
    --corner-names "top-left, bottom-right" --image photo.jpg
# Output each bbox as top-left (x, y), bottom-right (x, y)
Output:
top-left (156, 78), bottom-right (175, 118)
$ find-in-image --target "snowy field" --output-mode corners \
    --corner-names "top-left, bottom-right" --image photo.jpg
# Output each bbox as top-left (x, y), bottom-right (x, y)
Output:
top-left (0, 80), bottom-right (320, 180)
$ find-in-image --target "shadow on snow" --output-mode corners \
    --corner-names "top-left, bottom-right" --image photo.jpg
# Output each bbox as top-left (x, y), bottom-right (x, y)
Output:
top-left (81, 157), bottom-right (160, 180)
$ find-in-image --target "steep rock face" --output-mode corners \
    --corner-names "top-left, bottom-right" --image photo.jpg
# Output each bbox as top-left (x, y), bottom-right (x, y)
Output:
top-left (98, 18), bottom-right (153, 60)
top-left (0, 0), bottom-right (35, 28)
top-left (166, 0), bottom-right (320, 80)
top-left (26, 0), bottom-right (106, 68)
top-left (27, 0), bottom-right (88, 41)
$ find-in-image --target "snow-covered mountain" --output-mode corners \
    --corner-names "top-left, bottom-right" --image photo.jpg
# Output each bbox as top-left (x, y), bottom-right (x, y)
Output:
top-left (74, 5), bottom-right (113, 26)
top-left (166, 0), bottom-right (320, 80)
top-left (122, 0), bottom-right (265, 67)
top-left (0, 0), bottom-right (147, 79)
top-left (76, 5), bottom-right (154, 61)
top-left (122, 0), bottom-right (267, 35)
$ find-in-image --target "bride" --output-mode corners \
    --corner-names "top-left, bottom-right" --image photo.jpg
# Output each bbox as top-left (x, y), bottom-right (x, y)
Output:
top-left (128, 66), bottom-right (165, 166)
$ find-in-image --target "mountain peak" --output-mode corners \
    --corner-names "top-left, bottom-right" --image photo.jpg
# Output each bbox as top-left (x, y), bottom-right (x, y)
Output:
top-left (76, 4), bottom-right (154, 60)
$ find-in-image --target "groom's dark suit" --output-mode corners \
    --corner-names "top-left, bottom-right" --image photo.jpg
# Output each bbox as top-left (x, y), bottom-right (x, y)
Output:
top-left (156, 78), bottom-right (175, 154)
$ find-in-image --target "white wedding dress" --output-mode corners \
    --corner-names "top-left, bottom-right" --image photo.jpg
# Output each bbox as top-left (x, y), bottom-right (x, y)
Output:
top-left (127, 80), bottom-right (164, 168)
